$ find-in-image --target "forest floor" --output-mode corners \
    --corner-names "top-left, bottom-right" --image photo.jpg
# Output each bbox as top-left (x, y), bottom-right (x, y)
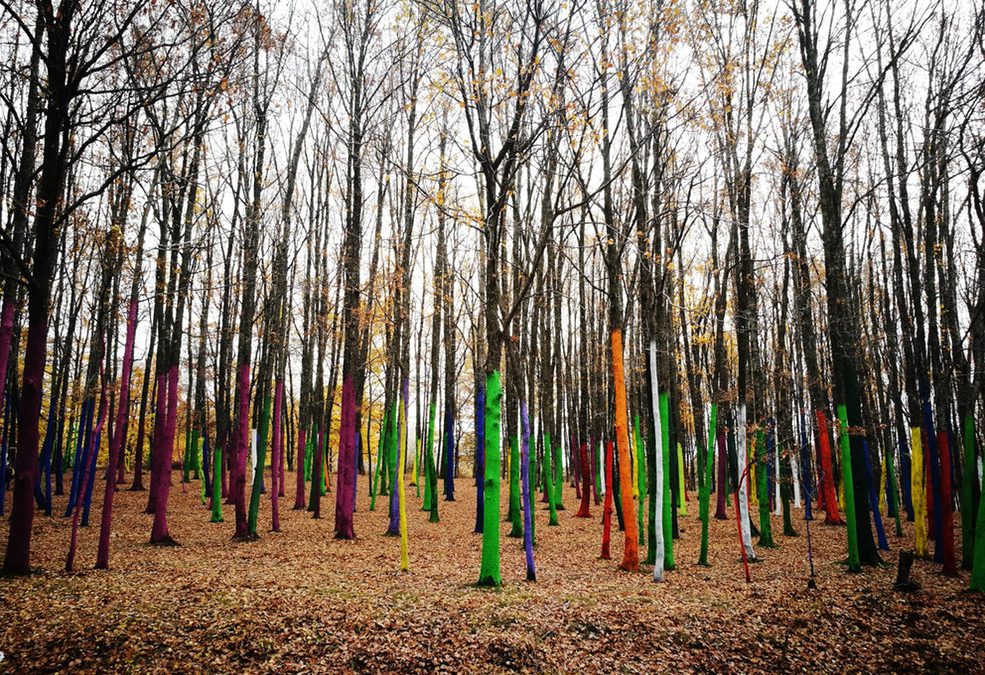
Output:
top-left (0, 472), bottom-right (982, 673)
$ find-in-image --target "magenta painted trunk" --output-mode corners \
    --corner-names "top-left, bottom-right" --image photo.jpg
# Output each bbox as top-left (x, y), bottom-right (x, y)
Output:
top-left (334, 375), bottom-right (356, 539)
top-left (233, 363), bottom-right (251, 537)
top-left (294, 427), bottom-right (307, 509)
top-left (150, 363), bottom-right (179, 542)
top-left (271, 379), bottom-right (284, 531)
top-left (0, 299), bottom-right (15, 412)
top-left (146, 371), bottom-right (168, 513)
top-left (2, 314), bottom-right (48, 573)
top-left (97, 297), bottom-right (138, 567)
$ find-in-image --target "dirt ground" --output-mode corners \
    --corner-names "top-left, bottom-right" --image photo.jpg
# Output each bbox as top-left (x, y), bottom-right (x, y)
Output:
top-left (0, 472), bottom-right (981, 673)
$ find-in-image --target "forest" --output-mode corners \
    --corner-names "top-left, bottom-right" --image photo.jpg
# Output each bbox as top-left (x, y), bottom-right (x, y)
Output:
top-left (0, 0), bottom-right (984, 671)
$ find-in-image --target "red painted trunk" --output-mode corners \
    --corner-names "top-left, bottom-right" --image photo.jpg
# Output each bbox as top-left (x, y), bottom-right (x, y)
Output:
top-left (96, 297), bottom-right (138, 568)
top-left (601, 440), bottom-right (614, 560)
top-left (938, 430), bottom-right (956, 575)
top-left (271, 379), bottom-right (283, 532)
top-left (816, 410), bottom-right (845, 526)
top-left (2, 314), bottom-right (48, 574)
top-left (575, 442), bottom-right (591, 517)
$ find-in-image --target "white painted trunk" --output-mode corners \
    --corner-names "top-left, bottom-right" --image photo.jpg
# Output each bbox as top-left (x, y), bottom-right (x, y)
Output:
top-left (649, 341), bottom-right (665, 582)
top-left (736, 404), bottom-right (756, 560)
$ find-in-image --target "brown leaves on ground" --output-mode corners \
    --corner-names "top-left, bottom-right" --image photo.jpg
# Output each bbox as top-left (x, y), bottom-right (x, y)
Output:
top-left (1, 475), bottom-right (982, 673)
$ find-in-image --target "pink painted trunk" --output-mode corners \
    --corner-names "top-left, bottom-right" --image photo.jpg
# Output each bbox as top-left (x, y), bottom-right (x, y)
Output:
top-left (293, 427), bottom-right (307, 510)
top-left (334, 375), bottom-right (356, 539)
top-left (97, 297), bottom-right (138, 568)
top-left (271, 379), bottom-right (283, 532)
top-left (233, 363), bottom-right (251, 538)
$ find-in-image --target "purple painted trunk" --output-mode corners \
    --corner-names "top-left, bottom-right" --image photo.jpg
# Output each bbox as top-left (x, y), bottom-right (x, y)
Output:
top-left (334, 375), bottom-right (357, 539)
top-left (520, 400), bottom-right (536, 581)
top-left (150, 363), bottom-right (179, 543)
top-left (0, 299), bottom-right (15, 410)
top-left (387, 379), bottom-right (408, 536)
top-left (97, 297), bottom-right (138, 568)
top-left (271, 379), bottom-right (283, 532)
top-left (233, 363), bottom-right (251, 537)
top-left (293, 427), bottom-right (307, 510)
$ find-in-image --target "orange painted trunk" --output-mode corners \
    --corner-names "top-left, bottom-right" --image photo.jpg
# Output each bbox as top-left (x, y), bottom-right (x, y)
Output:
top-left (611, 329), bottom-right (639, 571)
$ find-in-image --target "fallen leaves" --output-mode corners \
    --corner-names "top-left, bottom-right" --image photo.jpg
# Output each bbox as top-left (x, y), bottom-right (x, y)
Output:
top-left (0, 473), bottom-right (982, 673)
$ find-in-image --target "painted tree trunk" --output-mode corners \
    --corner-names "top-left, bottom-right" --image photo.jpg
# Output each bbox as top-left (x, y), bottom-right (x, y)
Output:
top-left (756, 429), bottom-right (774, 547)
top-left (837, 405), bottom-right (860, 572)
top-left (715, 431), bottom-right (728, 520)
top-left (816, 410), bottom-right (844, 525)
top-left (962, 416), bottom-right (978, 570)
top-left (938, 430), bottom-right (956, 576)
top-left (546, 434), bottom-right (558, 526)
top-left (576, 441), bottom-right (591, 518)
top-left (520, 400), bottom-right (536, 581)
top-left (233, 364), bottom-right (252, 534)
top-left (397, 378), bottom-right (410, 572)
top-left (860, 439), bottom-right (888, 551)
top-left (271, 380), bottom-right (283, 532)
top-left (477, 370), bottom-right (502, 587)
top-left (699, 403), bottom-right (718, 565)
top-left (150, 364), bottom-right (179, 543)
top-left (602, 440), bottom-right (614, 561)
top-left (736, 405), bottom-right (756, 562)
top-left (474, 388), bottom-right (485, 533)
top-left (96, 297), bottom-right (138, 568)
top-left (335, 375), bottom-right (357, 539)
top-left (911, 428), bottom-right (929, 557)
top-left (610, 329), bottom-right (638, 571)
top-left (508, 432), bottom-right (522, 537)
top-left (660, 393), bottom-right (674, 570)
top-left (247, 393), bottom-right (272, 537)
top-left (649, 342), bottom-right (665, 580)
top-left (293, 427), bottom-right (307, 510)
top-left (67, 386), bottom-right (108, 573)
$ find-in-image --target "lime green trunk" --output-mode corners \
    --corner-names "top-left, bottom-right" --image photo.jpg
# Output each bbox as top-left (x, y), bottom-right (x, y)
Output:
top-left (477, 371), bottom-right (502, 587)
top-left (699, 403), bottom-right (717, 565)
top-left (660, 393), bottom-right (674, 570)
top-left (838, 405), bottom-right (860, 572)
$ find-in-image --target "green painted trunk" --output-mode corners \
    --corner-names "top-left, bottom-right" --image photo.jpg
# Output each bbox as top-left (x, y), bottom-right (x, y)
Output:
top-left (248, 393), bottom-right (272, 536)
top-left (546, 433), bottom-right (558, 526)
top-left (838, 405), bottom-right (860, 572)
top-left (508, 433), bottom-right (522, 537)
top-left (699, 403), bottom-right (717, 565)
top-left (660, 392), bottom-right (674, 570)
top-left (477, 370), bottom-right (502, 587)
top-left (756, 429), bottom-right (774, 547)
